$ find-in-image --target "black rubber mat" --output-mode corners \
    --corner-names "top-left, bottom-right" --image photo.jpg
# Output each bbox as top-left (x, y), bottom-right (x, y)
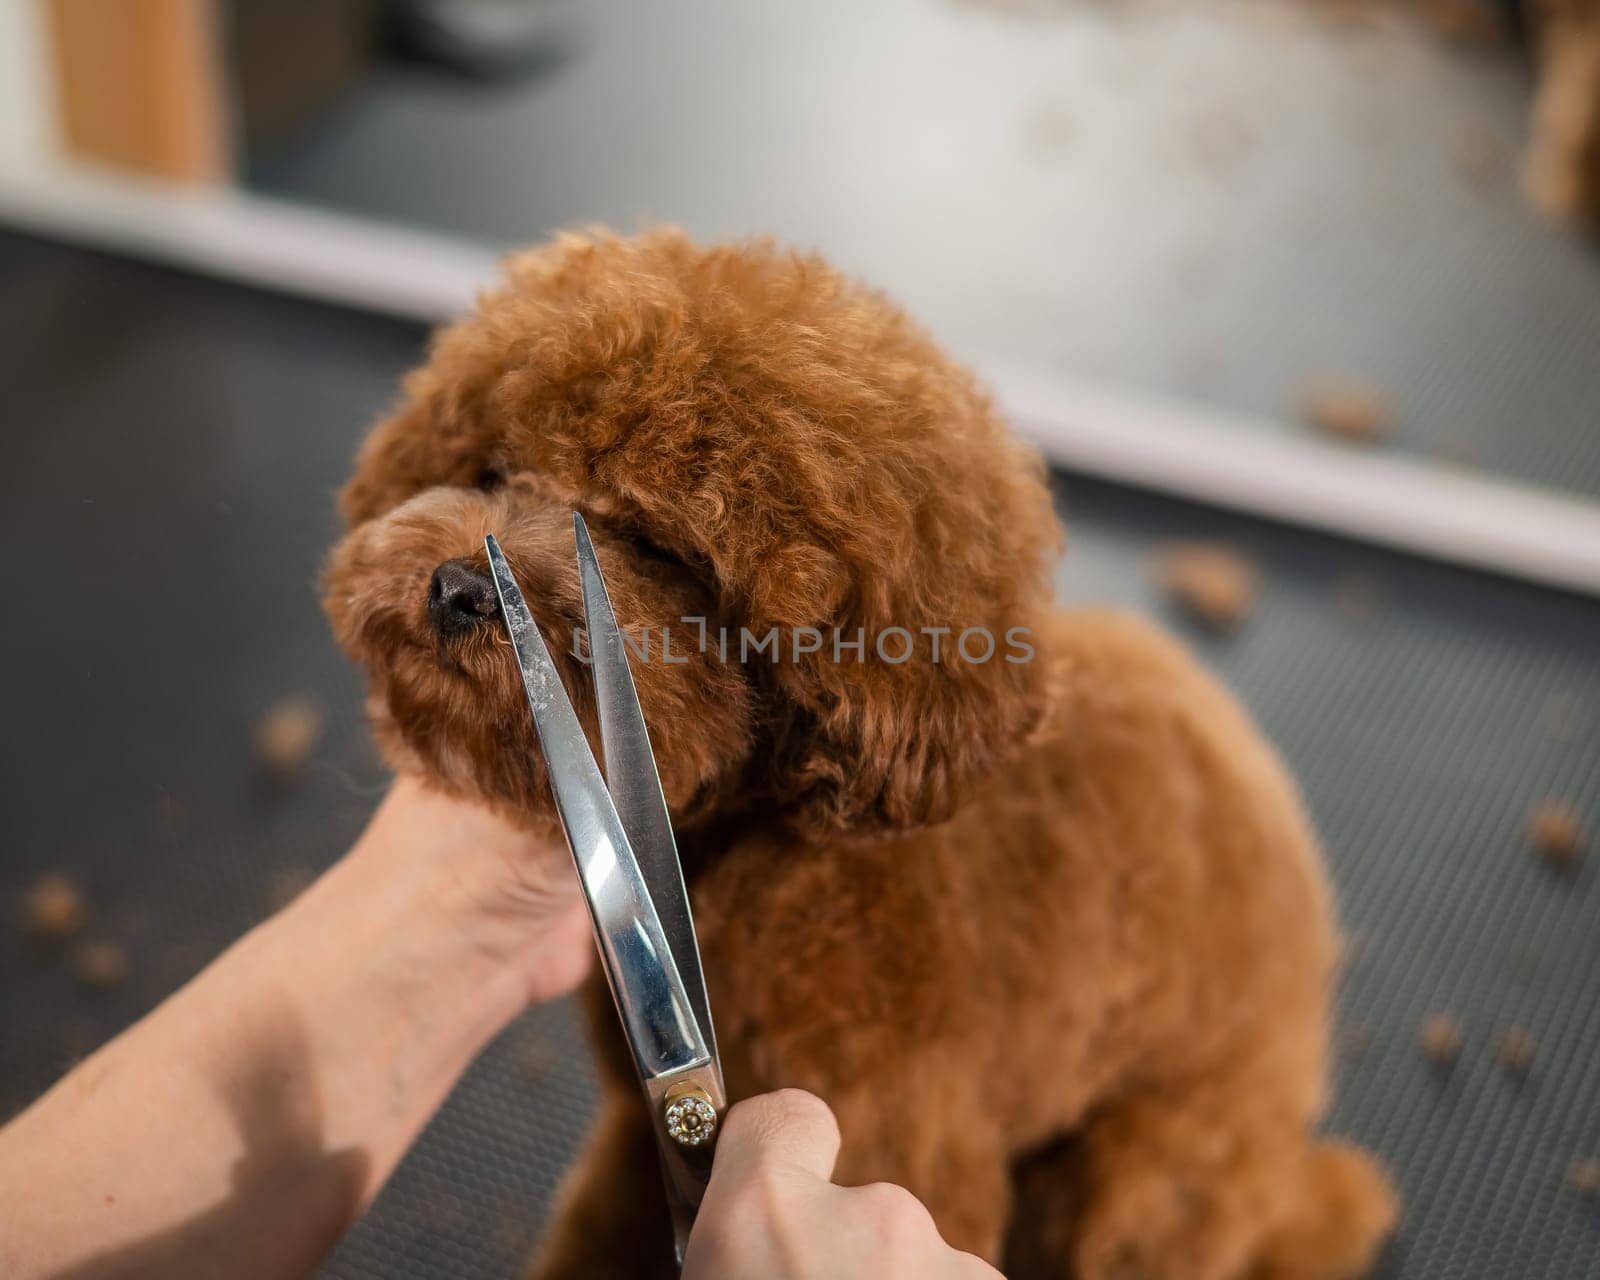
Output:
top-left (1, 231), bottom-right (1596, 1279)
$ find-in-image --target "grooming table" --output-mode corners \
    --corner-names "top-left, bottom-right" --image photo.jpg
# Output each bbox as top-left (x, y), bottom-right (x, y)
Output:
top-left (0, 233), bottom-right (1594, 1278)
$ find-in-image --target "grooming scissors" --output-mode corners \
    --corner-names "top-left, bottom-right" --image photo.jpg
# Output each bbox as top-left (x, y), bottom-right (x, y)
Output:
top-left (484, 517), bottom-right (725, 1268)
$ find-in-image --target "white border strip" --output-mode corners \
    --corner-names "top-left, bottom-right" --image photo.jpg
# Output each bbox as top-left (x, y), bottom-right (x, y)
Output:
top-left (0, 163), bottom-right (497, 322)
top-left (996, 365), bottom-right (1600, 596)
top-left (4, 163), bottom-right (1599, 597)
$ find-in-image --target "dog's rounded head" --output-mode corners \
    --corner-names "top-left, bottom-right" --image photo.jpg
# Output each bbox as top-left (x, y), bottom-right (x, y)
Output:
top-left (324, 229), bottom-right (1061, 838)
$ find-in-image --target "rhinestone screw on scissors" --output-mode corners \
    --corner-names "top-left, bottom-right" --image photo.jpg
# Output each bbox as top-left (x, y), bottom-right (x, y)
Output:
top-left (485, 517), bottom-right (726, 1268)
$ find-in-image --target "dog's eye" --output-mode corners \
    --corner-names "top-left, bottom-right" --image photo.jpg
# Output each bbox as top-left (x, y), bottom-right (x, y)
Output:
top-left (629, 529), bottom-right (684, 568)
top-left (474, 467), bottom-right (506, 492)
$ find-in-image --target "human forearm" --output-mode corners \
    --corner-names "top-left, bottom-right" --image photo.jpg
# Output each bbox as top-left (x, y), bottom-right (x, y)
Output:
top-left (0, 779), bottom-right (590, 1280)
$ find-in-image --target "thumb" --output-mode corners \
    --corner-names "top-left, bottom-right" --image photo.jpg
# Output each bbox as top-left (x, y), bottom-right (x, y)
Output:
top-left (710, 1089), bottom-right (842, 1185)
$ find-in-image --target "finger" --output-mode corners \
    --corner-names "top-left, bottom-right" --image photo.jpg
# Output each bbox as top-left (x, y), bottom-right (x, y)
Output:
top-left (712, 1089), bottom-right (842, 1183)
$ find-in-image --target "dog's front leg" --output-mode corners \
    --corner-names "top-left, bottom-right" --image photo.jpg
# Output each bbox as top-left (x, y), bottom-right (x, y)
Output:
top-left (813, 1067), bottom-right (1015, 1264)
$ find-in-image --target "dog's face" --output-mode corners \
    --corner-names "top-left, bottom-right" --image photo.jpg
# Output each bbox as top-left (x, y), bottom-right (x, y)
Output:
top-left (325, 230), bottom-right (1060, 838)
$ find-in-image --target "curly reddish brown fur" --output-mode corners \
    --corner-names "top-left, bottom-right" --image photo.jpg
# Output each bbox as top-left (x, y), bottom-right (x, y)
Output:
top-left (324, 228), bottom-right (1396, 1279)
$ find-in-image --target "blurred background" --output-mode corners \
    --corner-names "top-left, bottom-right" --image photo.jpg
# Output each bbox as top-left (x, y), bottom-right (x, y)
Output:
top-left (0, 2), bottom-right (1596, 1278)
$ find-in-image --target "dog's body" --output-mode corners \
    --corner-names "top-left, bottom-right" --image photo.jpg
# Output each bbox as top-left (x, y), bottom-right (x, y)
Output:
top-left (326, 229), bottom-right (1395, 1279)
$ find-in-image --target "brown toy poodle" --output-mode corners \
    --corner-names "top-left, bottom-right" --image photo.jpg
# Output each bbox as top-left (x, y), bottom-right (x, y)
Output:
top-left (324, 228), bottom-right (1397, 1279)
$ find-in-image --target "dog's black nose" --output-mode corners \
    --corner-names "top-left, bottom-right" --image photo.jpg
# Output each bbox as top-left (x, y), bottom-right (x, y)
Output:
top-left (427, 559), bottom-right (499, 636)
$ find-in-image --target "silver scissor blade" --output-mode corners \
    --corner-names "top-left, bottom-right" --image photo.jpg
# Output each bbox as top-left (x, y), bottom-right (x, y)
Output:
top-left (483, 534), bottom-right (709, 1080)
top-left (573, 514), bottom-right (718, 1065)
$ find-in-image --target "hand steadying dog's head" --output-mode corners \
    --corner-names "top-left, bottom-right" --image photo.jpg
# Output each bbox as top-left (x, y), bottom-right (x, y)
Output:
top-left (325, 229), bottom-right (1060, 840)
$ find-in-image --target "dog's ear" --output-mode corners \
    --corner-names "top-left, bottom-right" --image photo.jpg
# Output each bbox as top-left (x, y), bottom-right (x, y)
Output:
top-left (762, 597), bottom-right (1054, 833)
top-left (715, 436), bottom-right (1060, 836)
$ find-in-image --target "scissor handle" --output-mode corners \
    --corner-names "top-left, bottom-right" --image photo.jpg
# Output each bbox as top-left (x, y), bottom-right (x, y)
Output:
top-left (646, 1062), bottom-right (728, 1267)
